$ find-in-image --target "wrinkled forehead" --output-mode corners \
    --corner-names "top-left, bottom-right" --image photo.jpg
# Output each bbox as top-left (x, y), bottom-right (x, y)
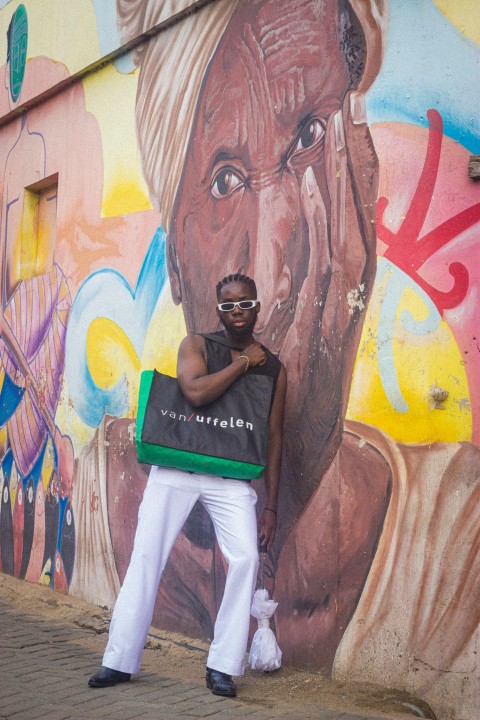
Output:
top-left (200, 0), bottom-right (349, 132)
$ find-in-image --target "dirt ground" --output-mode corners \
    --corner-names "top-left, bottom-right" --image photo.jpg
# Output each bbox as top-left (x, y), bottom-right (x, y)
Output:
top-left (0, 573), bottom-right (436, 719)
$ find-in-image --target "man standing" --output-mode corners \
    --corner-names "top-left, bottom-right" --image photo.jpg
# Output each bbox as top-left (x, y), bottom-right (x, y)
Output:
top-left (88, 274), bottom-right (286, 697)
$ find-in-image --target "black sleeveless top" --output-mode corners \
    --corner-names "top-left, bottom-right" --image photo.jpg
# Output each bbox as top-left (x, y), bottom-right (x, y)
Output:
top-left (200, 331), bottom-right (281, 396)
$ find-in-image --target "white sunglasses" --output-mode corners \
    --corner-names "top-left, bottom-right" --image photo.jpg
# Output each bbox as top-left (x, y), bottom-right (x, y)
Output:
top-left (217, 300), bottom-right (258, 312)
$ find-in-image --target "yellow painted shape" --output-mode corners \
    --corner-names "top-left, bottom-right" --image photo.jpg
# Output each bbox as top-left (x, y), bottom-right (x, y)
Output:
top-left (102, 169), bottom-right (152, 218)
top-left (83, 64), bottom-right (152, 217)
top-left (39, 558), bottom-right (52, 586)
top-left (0, 428), bottom-right (5, 467)
top-left (0, 368), bottom-right (7, 456)
top-left (86, 318), bottom-right (141, 398)
top-left (20, 190), bottom-right (39, 279)
top-left (21, 185), bottom-right (57, 279)
top-left (141, 293), bottom-right (186, 375)
top-left (433, 1), bottom-right (480, 44)
top-left (35, 188), bottom-right (57, 274)
top-left (41, 436), bottom-right (55, 490)
top-left (347, 276), bottom-right (471, 444)
top-left (9, 462), bottom-right (19, 508)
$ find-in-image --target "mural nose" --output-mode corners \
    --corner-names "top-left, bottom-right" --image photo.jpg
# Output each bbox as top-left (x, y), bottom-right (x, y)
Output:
top-left (255, 264), bottom-right (291, 333)
top-left (248, 181), bottom-right (297, 332)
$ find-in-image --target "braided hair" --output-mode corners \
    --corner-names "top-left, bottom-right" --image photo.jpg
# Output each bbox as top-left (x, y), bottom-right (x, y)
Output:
top-left (216, 274), bottom-right (257, 300)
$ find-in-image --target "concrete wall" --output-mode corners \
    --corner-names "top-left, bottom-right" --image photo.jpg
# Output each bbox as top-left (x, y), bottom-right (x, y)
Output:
top-left (0, 1), bottom-right (479, 718)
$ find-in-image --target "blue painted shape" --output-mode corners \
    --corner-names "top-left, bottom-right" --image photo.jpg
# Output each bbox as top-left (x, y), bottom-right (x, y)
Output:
top-left (56, 495), bottom-right (68, 552)
top-left (376, 259), bottom-right (441, 414)
top-left (22, 437), bottom-right (47, 492)
top-left (0, 373), bottom-right (25, 426)
top-left (64, 227), bottom-right (167, 427)
top-left (366, 0), bottom-right (480, 153)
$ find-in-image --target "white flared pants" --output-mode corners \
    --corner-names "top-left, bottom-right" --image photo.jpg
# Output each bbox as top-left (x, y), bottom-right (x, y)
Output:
top-left (103, 465), bottom-right (259, 676)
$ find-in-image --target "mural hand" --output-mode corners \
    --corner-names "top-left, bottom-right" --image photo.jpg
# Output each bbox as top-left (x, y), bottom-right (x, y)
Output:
top-left (323, 92), bottom-right (378, 341)
top-left (315, 93), bottom-right (378, 417)
top-left (281, 164), bottom-right (331, 393)
top-left (280, 96), bottom-right (381, 508)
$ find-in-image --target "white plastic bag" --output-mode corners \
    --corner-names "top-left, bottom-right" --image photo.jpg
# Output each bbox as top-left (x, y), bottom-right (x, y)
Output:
top-left (248, 588), bottom-right (282, 671)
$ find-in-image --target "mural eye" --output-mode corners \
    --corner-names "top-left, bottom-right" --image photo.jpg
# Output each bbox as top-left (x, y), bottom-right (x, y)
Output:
top-left (211, 168), bottom-right (244, 199)
top-left (290, 118), bottom-right (326, 158)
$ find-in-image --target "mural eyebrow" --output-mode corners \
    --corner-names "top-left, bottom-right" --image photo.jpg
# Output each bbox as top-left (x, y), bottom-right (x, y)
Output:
top-left (211, 150), bottom-right (244, 168)
top-left (293, 95), bottom-right (341, 136)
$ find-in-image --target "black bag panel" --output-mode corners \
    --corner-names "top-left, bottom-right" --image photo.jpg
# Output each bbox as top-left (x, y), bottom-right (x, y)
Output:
top-left (141, 371), bottom-right (273, 467)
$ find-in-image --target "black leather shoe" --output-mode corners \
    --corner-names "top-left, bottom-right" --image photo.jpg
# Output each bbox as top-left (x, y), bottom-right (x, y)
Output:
top-left (88, 666), bottom-right (131, 688)
top-left (206, 667), bottom-right (237, 697)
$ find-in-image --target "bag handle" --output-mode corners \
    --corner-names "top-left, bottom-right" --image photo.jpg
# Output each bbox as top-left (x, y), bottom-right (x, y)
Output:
top-left (198, 332), bottom-right (243, 351)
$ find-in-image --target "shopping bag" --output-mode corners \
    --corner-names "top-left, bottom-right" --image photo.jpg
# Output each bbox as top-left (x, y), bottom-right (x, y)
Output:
top-left (136, 369), bottom-right (273, 480)
top-left (249, 550), bottom-right (282, 671)
top-left (249, 588), bottom-right (282, 671)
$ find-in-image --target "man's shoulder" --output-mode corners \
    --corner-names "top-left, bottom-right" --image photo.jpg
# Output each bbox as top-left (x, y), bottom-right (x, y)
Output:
top-left (179, 333), bottom-right (206, 352)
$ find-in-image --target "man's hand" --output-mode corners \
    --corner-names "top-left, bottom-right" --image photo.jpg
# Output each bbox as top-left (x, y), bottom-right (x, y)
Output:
top-left (258, 505), bottom-right (277, 552)
top-left (236, 341), bottom-right (266, 368)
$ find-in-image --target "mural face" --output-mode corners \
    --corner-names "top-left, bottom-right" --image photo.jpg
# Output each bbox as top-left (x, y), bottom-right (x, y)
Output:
top-left (169, 0), bottom-right (352, 338)
top-left (0, 1), bottom-right (479, 718)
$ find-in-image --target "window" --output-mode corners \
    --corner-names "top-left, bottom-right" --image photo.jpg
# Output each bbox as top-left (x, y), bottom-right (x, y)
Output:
top-left (21, 174), bottom-right (58, 279)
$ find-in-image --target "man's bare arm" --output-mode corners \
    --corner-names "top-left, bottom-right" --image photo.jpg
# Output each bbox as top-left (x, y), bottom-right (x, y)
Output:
top-left (176, 334), bottom-right (266, 407)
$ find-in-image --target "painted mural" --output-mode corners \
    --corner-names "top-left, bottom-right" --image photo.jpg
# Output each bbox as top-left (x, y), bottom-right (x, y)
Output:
top-left (0, 1), bottom-right (479, 719)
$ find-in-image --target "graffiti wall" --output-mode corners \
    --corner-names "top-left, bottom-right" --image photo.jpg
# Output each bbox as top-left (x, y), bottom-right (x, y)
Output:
top-left (0, 1), bottom-right (479, 718)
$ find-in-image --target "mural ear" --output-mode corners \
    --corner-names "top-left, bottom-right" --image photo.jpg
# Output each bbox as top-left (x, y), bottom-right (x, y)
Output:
top-left (167, 239), bottom-right (182, 305)
top-left (347, 0), bottom-right (389, 93)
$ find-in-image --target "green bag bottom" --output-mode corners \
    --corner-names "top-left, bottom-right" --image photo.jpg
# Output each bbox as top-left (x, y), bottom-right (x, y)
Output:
top-left (136, 441), bottom-right (263, 480)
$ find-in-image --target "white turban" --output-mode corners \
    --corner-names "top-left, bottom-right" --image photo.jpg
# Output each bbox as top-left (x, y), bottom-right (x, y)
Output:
top-left (117, 0), bottom-right (388, 230)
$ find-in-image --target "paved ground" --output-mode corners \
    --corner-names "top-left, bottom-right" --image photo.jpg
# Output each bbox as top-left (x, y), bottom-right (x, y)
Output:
top-left (0, 575), bottom-right (430, 720)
